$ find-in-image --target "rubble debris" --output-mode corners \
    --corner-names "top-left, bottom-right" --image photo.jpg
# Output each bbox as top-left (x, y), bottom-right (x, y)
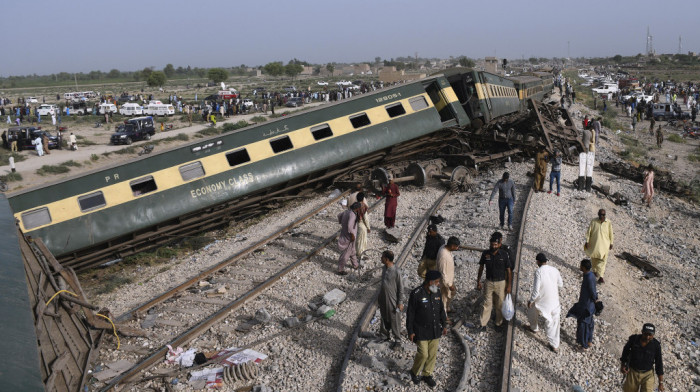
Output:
top-left (323, 289), bottom-right (347, 306)
top-left (383, 228), bottom-right (401, 243)
top-left (600, 161), bottom-right (693, 197)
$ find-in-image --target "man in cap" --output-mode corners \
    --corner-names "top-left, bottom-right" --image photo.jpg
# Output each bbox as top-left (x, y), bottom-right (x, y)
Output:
top-left (337, 202), bottom-right (361, 275)
top-left (489, 172), bottom-right (516, 230)
top-left (406, 270), bottom-right (447, 388)
top-left (476, 232), bottom-right (513, 332)
top-left (584, 209), bottom-right (614, 284)
top-left (436, 236), bottom-right (460, 314)
top-left (524, 253), bottom-right (563, 352)
top-left (620, 323), bottom-right (664, 392)
top-left (377, 250), bottom-right (404, 348)
top-left (416, 224), bottom-right (445, 279)
top-left (382, 176), bottom-right (400, 228)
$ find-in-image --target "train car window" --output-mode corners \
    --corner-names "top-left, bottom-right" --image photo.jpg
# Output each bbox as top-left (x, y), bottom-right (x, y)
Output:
top-left (21, 207), bottom-right (52, 230)
top-left (130, 176), bottom-right (158, 196)
top-left (226, 148), bottom-right (251, 167)
top-left (179, 161), bottom-right (206, 181)
top-left (270, 135), bottom-right (293, 153)
top-left (349, 113), bottom-right (371, 128)
top-left (409, 96), bottom-right (429, 111)
top-left (385, 103), bottom-right (406, 118)
top-left (310, 124), bottom-right (333, 141)
top-left (78, 191), bottom-right (106, 212)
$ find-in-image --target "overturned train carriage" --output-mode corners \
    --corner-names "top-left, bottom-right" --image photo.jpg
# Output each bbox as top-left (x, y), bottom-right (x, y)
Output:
top-left (8, 68), bottom-right (577, 269)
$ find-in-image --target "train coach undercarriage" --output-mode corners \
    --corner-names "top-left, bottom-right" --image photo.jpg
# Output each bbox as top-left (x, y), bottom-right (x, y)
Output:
top-left (57, 99), bottom-right (582, 271)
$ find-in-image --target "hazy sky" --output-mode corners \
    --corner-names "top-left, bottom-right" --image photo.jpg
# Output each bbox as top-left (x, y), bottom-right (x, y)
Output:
top-left (1, 0), bottom-right (696, 77)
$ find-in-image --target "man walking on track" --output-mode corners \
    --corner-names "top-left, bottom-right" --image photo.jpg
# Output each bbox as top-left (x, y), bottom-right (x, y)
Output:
top-left (524, 252), bottom-right (563, 353)
top-left (407, 270), bottom-right (447, 388)
top-left (337, 202), bottom-right (361, 275)
top-left (533, 146), bottom-right (548, 192)
top-left (584, 209), bottom-right (614, 284)
top-left (378, 250), bottom-right (404, 348)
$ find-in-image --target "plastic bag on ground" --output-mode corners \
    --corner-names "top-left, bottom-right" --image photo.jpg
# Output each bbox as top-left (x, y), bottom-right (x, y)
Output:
top-left (501, 293), bottom-right (514, 321)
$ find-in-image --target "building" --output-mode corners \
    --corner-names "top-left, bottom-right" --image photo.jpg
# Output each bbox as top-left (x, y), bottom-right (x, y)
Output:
top-left (378, 67), bottom-right (426, 83)
top-left (485, 57), bottom-right (498, 74)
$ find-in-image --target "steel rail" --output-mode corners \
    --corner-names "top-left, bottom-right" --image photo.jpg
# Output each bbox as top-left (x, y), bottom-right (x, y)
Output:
top-left (499, 180), bottom-right (535, 392)
top-left (115, 189), bottom-right (350, 322)
top-left (334, 188), bottom-right (451, 392)
top-left (101, 195), bottom-right (387, 391)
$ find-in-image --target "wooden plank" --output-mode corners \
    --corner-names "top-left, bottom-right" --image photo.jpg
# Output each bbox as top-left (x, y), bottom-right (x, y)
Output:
top-left (617, 252), bottom-right (661, 276)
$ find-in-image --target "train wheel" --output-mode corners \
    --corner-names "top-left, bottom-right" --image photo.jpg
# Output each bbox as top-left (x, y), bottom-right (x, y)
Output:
top-left (450, 166), bottom-right (475, 192)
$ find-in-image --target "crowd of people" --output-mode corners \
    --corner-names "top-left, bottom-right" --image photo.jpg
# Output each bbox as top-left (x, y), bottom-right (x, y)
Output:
top-left (333, 160), bottom-right (663, 390)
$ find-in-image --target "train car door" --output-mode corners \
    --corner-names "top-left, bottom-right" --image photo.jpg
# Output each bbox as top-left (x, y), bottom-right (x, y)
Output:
top-left (424, 81), bottom-right (457, 125)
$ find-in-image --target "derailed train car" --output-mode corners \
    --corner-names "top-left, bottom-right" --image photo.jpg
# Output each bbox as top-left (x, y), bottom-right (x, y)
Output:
top-left (8, 68), bottom-right (557, 268)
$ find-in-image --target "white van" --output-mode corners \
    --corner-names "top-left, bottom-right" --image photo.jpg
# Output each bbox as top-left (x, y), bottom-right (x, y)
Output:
top-left (119, 103), bottom-right (143, 116)
top-left (37, 104), bottom-right (58, 116)
top-left (144, 102), bottom-right (175, 116)
top-left (99, 103), bottom-right (118, 115)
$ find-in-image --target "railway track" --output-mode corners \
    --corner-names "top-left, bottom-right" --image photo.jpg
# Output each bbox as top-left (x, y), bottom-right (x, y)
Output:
top-left (98, 189), bottom-right (358, 390)
top-left (94, 184), bottom-right (452, 391)
top-left (334, 167), bottom-right (536, 391)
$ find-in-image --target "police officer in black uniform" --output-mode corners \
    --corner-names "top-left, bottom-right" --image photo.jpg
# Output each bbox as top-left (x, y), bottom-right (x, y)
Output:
top-left (406, 270), bottom-right (447, 388)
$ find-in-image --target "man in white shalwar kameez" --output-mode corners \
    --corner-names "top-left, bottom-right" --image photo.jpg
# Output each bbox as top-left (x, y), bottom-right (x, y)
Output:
top-left (525, 252), bottom-right (563, 352)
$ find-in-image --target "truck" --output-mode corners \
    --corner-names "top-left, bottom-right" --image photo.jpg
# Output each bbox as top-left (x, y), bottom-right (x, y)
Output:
top-left (109, 116), bottom-right (155, 145)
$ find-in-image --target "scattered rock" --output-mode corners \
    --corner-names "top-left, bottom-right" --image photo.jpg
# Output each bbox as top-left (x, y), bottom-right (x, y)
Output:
top-left (283, 317), bottom-right (300, 328)
top-left (323, 288), bottom-right (347, 306)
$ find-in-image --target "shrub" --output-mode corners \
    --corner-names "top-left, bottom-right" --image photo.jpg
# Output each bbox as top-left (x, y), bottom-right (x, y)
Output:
top-left (0, 172), bottom-right (22, 182)
top-left (222, 121), bottom-right (249, 133)
top-left (175, 133), bottom-right (189, 141)
top-left (36, 164), bottom-right (70, 176)
top-left (249, 116), bottom-right (267, 123)
top-left (91, 154), bottom-right (99, 161)
top-left (667, 134), bottom-right (685, 143)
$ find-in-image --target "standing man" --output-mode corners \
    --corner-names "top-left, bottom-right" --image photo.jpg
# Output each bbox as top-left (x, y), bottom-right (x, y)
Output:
top-left (568, 258), bottom-right (597, 351)
top-left (584, 209), bottom-right (614, 284)
top-left (533, 147), bottom-right (548, 192)
top-left (406, 270), bottom-right (447, 388)
top-left (524, 253), bottom-right (563, 353)
top-left (416, 224), bottom-right (445, 279)
top-left (476, 232), bottom-right (513, 332)
top-left (620, 323), bottom-right (665, 392)
top-left (56, 127), bottom-right (63, 150)
top-left (489, 172), bottom-right (516, 231)
top-left (337, 202), bottom-right (360, 275)
top-left (592, 117), bottom-right (602, 146)
top-left (656, 125), bottom-right (663, 148)
top-left (548, 149), bottom-right (562, 196)
top-left (436, 236), bottom-right (460, 314)
top-left (649, 116), bottom-right (656, 136)
top-left (33, 135), bottom-right (44, 156)
top-left (579, 124), bottom-right (595, 192)
top-left (42, 133), bottom-right (50, 155)
top-left (382, 176), bottom-right (400, 228)
top-left (378, 250), bottom-right (404, 348)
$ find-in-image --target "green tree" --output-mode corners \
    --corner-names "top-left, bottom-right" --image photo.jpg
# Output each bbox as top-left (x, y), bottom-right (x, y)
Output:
top-left (207, 68), bottom-right (229, 84)
top-left (263, 62), bottom-right (284, 76)
top-left (108, 69), bottom-right (121, 79)
top-left (458, 57), bottom-right (475, 67)
top-left (529, 57), bottom-right (538, 64)
top-left (163, 64), bottom-right (175, 77)
top-left (141, 67), bottom-right (153, 81)
top-left (285, 63), bottom-right (303, 80)
top-left (326, 63), bottom-right (334, 76)
top-left (613, 54), bottom-right (623, 63)
top-left (147, 71), bottom-right (167, 87)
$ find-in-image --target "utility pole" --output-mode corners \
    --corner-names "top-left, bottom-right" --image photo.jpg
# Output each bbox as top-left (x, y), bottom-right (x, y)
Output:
top-left (678, 36), bottom-right (682, 54)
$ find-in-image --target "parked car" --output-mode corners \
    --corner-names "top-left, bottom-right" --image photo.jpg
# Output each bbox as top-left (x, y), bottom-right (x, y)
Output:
top-left (119, 103), bottom-right (143, 116)
top-left (284, 86), bottom-right (297, 92)
top-left (26, 97), bottom-right (39, 103)
top-left (317, 81), bottom-right (329, 86)
top-left (285, 97), bottom-right (304, 107)
top-left (99, 103), bottom-right (119, 115)
top-left (118, 94), bottom-right (136, 103)
top-left (336, 80), bottom-right (352, 86)
top-left (37, 104), bottom-right (58, 116)
top-left (652, 103), bottom-right (689, 120)
top-left (109, 116), bottom-right (155, 145)
top-left (242, 99), bottom-right (254, 108)
top-left (6, 127), bottom-right (58, 150)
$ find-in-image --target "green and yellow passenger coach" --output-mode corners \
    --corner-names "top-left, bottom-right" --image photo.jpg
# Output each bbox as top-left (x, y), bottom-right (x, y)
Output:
top-left (8, 75), bottom-right (469, 262)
